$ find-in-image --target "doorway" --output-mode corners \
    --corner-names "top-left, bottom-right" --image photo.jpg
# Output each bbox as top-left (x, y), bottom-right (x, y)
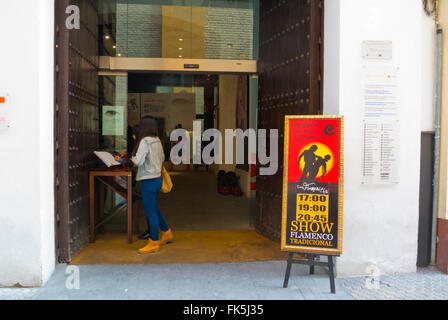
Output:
top-left (54, 0), bottom-right (324, 263)
top-left (69, 71), bottom-right (288, 264)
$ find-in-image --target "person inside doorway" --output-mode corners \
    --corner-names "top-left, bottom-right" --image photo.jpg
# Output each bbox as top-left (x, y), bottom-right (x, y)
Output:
top-left (127, 125), bottom-right (139, 157)
top-left (129, 116), bottom-right (174, 254)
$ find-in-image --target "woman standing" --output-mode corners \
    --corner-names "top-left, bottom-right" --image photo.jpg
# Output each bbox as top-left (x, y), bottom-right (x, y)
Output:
top-left (131, 116), bottom-right (173, 254)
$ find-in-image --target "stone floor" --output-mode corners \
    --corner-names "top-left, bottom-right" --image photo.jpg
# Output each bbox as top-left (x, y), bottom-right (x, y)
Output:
top-left (339, 266), bottom-right (448, 300)
top-left (0, 263), bottom-right (446, 300)
top-left (106, 171), bottom-right (252, 234)
top-left (159, 171), bottom-right (252, 231)
top-left (2, 172), bottom-right (447, 300)
top-left (70, 230), bottom-right (288, 265)
top-left (71, 171), bottom-right (284, 265)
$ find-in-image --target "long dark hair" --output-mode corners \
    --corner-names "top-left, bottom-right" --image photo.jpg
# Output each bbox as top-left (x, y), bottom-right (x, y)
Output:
top-left (132, 116), bottom-right (159, 156)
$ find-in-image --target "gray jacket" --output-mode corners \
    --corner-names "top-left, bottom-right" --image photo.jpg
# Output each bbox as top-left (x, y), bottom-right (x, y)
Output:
top-left (131, 137), bottom-right (165, 181)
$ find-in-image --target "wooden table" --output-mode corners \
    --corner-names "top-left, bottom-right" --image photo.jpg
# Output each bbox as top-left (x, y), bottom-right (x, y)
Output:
top-left (89, 169), bottom-right (134, 243)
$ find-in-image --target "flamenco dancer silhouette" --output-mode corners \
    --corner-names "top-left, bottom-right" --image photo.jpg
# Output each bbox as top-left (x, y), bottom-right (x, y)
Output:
top-left (298, 145), bottom-right (331, 183)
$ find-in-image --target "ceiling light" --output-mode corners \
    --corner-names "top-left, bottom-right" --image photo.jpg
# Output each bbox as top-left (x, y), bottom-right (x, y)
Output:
top-left (105, 35), bottom-right (110, 40)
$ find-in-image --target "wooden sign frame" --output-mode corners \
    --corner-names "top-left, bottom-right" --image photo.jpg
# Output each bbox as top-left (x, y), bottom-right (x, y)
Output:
top-left (281, 116), bottom-right (344, 255)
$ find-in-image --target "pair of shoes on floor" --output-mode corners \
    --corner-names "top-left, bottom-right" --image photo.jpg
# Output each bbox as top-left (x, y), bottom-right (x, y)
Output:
top-left (138, 230), bottom-right (174, 254)
top-left (217, 171), bottom-right (243, 197)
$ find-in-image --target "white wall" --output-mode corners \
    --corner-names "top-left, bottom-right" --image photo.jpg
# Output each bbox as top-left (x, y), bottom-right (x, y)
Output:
top-left (214, 75), bottom-right (252, 197)
top-left (421, 12), bottom-right (436, 132)
top-left (324, 0), bottom-right (430, 277)
top-left (216, 75), bottom-right (238, 173)
top-left (323, 0), bottom-right (341, 116)
top-left (0, 0), bottom-right (55, 287)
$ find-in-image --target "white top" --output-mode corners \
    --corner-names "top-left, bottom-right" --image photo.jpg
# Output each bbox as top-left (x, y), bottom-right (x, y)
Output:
top-left (131, 137), bottom-right (165, 181)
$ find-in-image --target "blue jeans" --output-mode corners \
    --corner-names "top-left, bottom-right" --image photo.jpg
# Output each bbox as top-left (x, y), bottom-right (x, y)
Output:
top-left (140, 177), bottom-right (169, 241)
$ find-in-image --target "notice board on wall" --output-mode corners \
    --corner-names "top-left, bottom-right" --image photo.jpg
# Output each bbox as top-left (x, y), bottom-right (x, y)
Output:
top-left (281, 116), bottom-right (344, 255)
top-left (361, 65), bottom-right (399, 185)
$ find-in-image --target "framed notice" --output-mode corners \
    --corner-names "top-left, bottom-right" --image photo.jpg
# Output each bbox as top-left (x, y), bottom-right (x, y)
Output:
top-left (281, 116), bottom-right (344, 255)
top-left (361, 65), bottom-right (400, 185)
top-left (362, 120), bottom-right (399, 185)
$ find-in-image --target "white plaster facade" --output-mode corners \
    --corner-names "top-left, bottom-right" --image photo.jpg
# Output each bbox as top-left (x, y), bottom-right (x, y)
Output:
top-left (0, 0), bottom-right (55, 287)
top-left (0, 0), bottom-right (437, 286)
top-left (324, 0), bottom-right (436, 277)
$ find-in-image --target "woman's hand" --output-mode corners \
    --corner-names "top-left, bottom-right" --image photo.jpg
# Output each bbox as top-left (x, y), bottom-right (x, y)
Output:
top-left (114, 152), bottom-right (130, 164)
top-left (115, 154), bottom-right (134, 167)
top-left (114, 155), bottom-right (126, 165)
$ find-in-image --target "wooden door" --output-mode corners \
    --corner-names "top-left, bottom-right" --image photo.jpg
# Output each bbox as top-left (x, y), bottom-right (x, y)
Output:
top-left (256, 0), bottom-right (324, 241)
top-left (55, 0), bottom-right (100, 262)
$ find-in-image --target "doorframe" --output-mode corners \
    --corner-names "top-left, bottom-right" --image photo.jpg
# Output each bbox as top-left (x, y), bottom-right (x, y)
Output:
top-left (54, 0), bottom-right (71, 263)
top-left (99, 57), bottom-right (257, 74)
top-left (54, 0), bottom-right (100, 263)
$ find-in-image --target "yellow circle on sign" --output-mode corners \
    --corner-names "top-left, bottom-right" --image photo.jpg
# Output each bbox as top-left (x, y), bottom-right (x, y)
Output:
top-left (298, 143), bottom-right (335, 178)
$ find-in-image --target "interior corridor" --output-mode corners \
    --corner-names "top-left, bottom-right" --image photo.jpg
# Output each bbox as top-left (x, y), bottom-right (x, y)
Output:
top-left (71, 171), bottom-right (288, 265)
top-left (160, 171), bottom-right (251, 231)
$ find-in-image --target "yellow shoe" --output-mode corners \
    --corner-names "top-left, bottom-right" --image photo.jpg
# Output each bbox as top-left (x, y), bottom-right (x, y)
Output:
top-left (160, 230), bottom-right (174, 245)
top-left (138, 240), bottom-right (160, 254)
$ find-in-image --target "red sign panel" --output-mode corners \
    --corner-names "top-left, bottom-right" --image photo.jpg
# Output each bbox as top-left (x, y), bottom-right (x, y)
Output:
top-left (281, 116), bottom-right (344, 255)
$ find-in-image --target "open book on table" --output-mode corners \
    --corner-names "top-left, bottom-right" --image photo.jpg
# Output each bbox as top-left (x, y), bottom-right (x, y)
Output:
top-left (94, 151), bottom-right (121, 168)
